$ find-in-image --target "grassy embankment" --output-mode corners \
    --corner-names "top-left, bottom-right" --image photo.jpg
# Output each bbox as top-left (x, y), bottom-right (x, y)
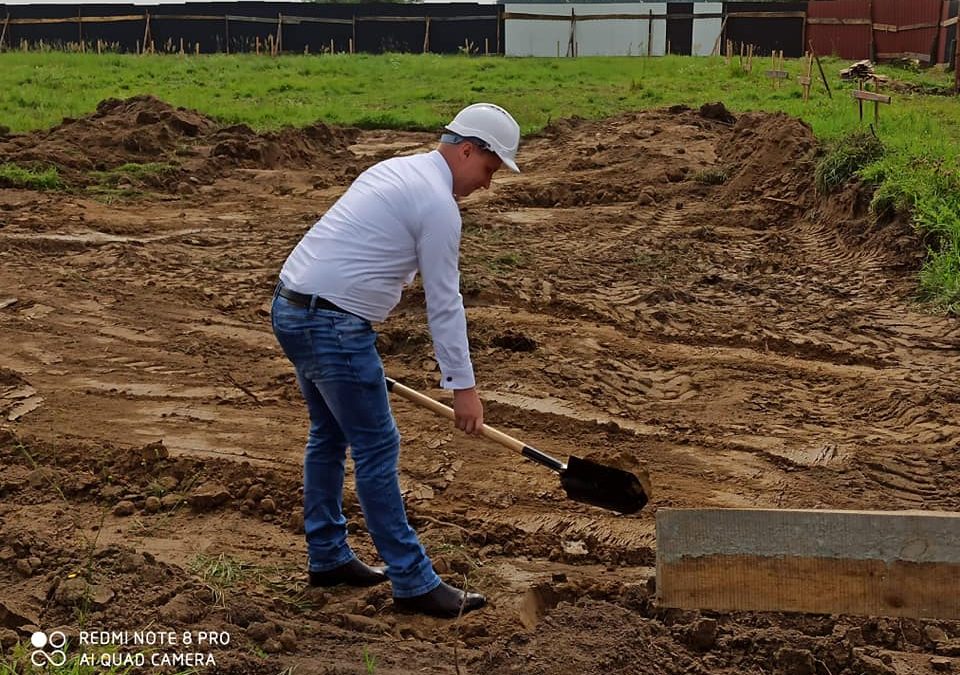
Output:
top-left (0, 52), bottom-right (958, 312)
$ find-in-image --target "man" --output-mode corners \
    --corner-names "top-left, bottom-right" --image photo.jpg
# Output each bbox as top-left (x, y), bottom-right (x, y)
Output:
top-left (271, 103), bottom-right (521, 618)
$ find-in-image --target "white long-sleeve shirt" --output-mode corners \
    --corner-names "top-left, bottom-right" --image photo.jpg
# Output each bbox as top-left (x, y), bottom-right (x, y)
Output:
top-left (279, 150), bottom-right (474, 390)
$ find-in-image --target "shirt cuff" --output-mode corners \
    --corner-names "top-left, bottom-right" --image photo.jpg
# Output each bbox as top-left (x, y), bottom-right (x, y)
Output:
top-left (438, 366), bottom-right (475, 390)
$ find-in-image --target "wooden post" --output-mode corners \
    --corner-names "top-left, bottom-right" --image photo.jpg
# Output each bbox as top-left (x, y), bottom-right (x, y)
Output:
top-left (955, 26), bottom-right (960, 93)
top-left (485, 37), bottom-right (489, 56)
top-left (423, 16), bottom-right (430, 53)
top-left (799, 51), bottom-right (813, 101)
top-left (349, 38), bottom-right (353, 54)
top-left (224, 15), bottom-right (230, 54)
top-left (98, 39), bottom-right (103, 55)
top-left (330, 38), bottom-right (334, 54)
top-left (496, 7), bottom-right (501, 55)
top-left (78, 8), bottom-right (84, 53)
top-left (255, 36), bottom-right (260, 55)
top-left (195, 41), bottom-right (200, 55)
top-left (567, 8), bottom-right (576, 57)
top-left (304, 44), bottom-right (309, 55)
top-left (810, 40), bottom-right (832, 98)
top-left (276, 13), bottom-right (283, 54)
top-left (352, 16), bottom-right (357, 54)
top-left (711, 15), bottom-right (728, 57)
top-left (179, 37), bottom-right (184, 55)
top-left (647, 9), bottom-right (653, 56)
top-left (868, 0), bottom-right (875, 61)
top-left (1, 13), bottom-right (10, 52)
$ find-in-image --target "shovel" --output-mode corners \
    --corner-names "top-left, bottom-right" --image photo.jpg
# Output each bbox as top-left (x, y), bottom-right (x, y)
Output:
top-left (385, 377), bottom-right (650, 514)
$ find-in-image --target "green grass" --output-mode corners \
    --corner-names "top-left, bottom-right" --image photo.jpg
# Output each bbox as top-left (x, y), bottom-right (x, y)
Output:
top-left (1, 51), bottom-right (958, 311)
top-left (815, 130), bottom-right (885, 194)
top-left (0, 162), bottom-right (62, 190)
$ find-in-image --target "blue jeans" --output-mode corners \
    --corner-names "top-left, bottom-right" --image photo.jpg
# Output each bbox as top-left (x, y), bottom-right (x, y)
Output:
top-left (270, 289), bottom-right (441, 598)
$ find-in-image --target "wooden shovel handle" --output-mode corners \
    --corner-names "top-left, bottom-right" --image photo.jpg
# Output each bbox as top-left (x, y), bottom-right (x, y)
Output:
top-left (385, 377), bottom-right (565, 472)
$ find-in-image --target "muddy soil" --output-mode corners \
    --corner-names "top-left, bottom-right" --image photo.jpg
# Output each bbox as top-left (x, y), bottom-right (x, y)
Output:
top-left (1, 96), bottom-right (959, 674)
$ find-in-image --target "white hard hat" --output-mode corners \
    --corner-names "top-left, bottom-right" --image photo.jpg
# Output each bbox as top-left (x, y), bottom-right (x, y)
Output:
top-left (444, 103), bottom-right (521, 173)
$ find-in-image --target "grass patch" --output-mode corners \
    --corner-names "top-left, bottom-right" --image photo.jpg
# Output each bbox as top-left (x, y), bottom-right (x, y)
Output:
top-left (862, 155), bottom-right (960, 313)
top-left (691, 167), bottom-right (728, 185)
top-left (187, 552), bottom-right (255, 606)
top-left (0, 162), bottom-right (62, 190)
top-left (815, 130), bottom-right (885, 194)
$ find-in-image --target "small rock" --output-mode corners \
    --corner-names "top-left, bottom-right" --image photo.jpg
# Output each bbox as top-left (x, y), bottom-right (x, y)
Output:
top-left (361, 604), bottom-right (376, 617)
top-left (160, 493), bottom-right (184, 509)
top-left (189, 482), bottom-right (231, 510)
top-left (637, 192), bottom-right (656, 206)
top-left (689, 617), bottom-right (718, 651)
top-left (118, 552), bottom-right (145, 572)
top-left (138, 440), bottom-right (169, 462)
top-left (157, 476), bottom-right (179, 491)
top-left (27, 556), bottom-right (41, 569)
top-left (15, 559), bottom-right (32, 576)
top-left (246, 621), bottom-right (277, 644)
top-left (262, 638), bottom-right (283, 654)
top-left (931, 657), bottom-right (953, 672)
top-left (100, 485), bottom-right (126, 500)
top-left (927, 626), bottom-right (950, 644)
top-left (113, 500), bottom-right (136, 516)
top-left (259, 498), bottom-right (276, 514)
top-left (246, 484), bottom-right (265, 502)
top-left (287, 510), bottom-right (304, 534)
top-left (144, 496), bottom-right (161, 513)
top-left (846, 626), bottom-right (866, 646)
top-left (277, 629), bottom-right (297, 652)
top-left (775, 647), bottom-right (816, 675)
top-left (55, 577), bottom-right (90, 606)
top-left (91, 585), bottom-right (114, 606)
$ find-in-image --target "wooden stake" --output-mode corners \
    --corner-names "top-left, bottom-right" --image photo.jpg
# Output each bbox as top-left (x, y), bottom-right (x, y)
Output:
top-left (1, 13), bottom-right (11, 51)
top-left (647, 9), bottom-right (653, 56)
top-left (224, 15), bottom-right (230, 54)
top-left (809, 40), bottom-right (832, 98)
top-left (195, 41), bottom-right (200, 55)
top-left (78, 8), bottom-right (83, 53)
top-left (141, 12), bottom-right (151, 55)
top-left (276, 13), bottom-right (282, 54)
top-left (485, 37), bottom-right (489, 56)
top-left (423, 16), bottom-right (430, 53)
top-left (352, 16), bottom-right (357, 54)
top-left (330, 38), bottom-right (334, 54)
top-left (255, 35), bottom-right (260, 55)
top-left (711, 15), bottom-right (728, 57)
top-left (955, 24), bottom-right (960, 93)
top-left (349, 37), bottom-right (353, 54)
top-left (304, 44), bottom-right (308, 55)
top-left (98, 38), bottom-right (103, 55)
top-left (567, 7), bottom-right (576, 58)
top-left (136, 39), bottom-right (140, 55)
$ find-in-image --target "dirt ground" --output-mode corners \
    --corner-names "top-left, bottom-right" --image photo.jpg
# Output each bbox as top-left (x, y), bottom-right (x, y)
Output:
top-left (1, 95), bottom-right (959, 674)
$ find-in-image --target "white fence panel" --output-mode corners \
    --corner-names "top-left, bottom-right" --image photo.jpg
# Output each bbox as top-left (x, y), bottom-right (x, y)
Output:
top-left (504, 3), bottom-right (667, 57)
top-left (692, 2), bottom-right (723, 56)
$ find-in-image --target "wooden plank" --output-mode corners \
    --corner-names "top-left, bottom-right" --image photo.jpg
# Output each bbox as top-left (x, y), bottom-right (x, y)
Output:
top-left (806, 17), bottom-right (871, 26)
top-left (656, 509), bottom-right (960, 619)
top-left (873, 21), bottom-right (940, 33)
top-left (875, 51), bottom-right (933, 62)
top-left (943, 16), bottom-right (958, 28)
top-left (851, 90), bottom-right (891, 103)
top-left (765, 70), bottom-right (789, 79)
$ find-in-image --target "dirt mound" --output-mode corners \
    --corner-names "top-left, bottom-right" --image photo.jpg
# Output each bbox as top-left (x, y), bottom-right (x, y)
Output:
top-left (718, 111), bottom-right (818, 211)
top-left (0, 95), bottom-right (359, 191)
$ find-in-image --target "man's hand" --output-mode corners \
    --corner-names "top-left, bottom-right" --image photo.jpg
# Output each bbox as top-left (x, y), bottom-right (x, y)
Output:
top-left (453, 387), bottom-right (484, 435)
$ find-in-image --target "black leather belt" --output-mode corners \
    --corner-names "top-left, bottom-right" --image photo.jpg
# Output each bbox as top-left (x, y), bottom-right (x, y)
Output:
top-left (278, 286), bottom-right (354, 315)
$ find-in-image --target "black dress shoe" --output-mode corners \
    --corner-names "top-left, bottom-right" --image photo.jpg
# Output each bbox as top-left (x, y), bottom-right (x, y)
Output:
top-left (309, 558), bottom-right (388, 587)
top-left (393, 580), bottom-right (486, 618)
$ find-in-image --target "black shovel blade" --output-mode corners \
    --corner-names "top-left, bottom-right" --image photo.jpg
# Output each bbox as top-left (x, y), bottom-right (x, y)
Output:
top-left (560, 455), bottom-right (650, 514)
